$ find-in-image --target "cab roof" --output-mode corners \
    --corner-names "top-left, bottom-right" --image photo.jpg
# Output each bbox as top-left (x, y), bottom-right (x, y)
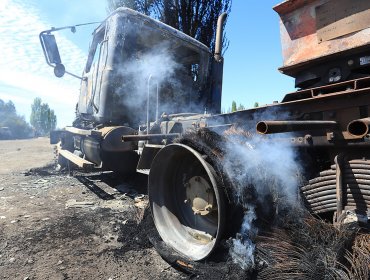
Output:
top-left (95, 7), bottom-right (212, 55)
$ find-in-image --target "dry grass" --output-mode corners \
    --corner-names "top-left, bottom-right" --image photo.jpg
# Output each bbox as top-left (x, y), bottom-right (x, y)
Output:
top-left (255, 213), bottom-right (368, 280)
top-left (342, 233), bottom-right (370, 280)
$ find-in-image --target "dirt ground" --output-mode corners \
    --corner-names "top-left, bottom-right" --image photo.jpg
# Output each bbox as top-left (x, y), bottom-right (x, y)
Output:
top-left (0, 138), bottom-right (54, 175)
top-left (0, 138), bottom-right (184, 280)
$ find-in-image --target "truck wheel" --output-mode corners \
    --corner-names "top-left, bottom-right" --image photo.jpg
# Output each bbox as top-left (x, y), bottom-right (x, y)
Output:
top-left (149, 143), bottom-right (226, 261)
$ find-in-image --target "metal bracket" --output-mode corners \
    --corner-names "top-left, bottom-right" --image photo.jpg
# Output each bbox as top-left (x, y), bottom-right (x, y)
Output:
top-left (334, 154), bottom-right (344, 224)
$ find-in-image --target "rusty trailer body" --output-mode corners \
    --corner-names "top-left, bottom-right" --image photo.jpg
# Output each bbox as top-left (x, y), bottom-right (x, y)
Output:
top-left (275, 0), bottom-right (370, 88)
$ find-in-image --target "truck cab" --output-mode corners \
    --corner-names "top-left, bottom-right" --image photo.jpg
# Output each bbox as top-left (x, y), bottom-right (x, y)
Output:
top-left (40, 9), bottom-right (227, 260)
top-left (42, 8), bottom-right (222, 129)
top-left (40, 8), bottom-right (226, 173)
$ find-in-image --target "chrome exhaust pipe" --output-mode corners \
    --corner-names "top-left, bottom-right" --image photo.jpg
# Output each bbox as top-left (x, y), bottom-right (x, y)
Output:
top-left (256, 120), bottom-right (338, 134)
top-left (347, 117), bottom-right (370, 137)
top-left (214, 13), bottom-right (227, 62)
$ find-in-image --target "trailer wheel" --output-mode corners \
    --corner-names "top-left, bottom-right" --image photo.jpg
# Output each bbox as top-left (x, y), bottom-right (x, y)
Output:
top-left (149, 143), bottom-right (225, 260)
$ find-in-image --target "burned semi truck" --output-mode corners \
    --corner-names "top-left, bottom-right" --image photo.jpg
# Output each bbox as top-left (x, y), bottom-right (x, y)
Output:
top-left (40, 0), bottom-right (369, 262)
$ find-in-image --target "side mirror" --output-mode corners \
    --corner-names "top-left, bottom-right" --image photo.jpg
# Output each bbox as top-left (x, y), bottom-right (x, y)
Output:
top-left (40, 25), bottom-right (93, 81)
top-left (40, 33), bottom-right (66, 78)
top-left (40, 34), bottom-right (62, 64)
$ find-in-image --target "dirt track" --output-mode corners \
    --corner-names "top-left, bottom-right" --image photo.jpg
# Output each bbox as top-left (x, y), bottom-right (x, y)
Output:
top-left (0, 138), bottom-right (183, 280)
top-left (0, 138), bottom-right (54, 175)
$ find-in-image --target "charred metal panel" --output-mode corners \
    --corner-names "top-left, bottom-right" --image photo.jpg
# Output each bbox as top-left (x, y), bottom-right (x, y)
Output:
top-left (210, 60), bottom-right (224, 114)
top-left (274, 0), bottom-right (370, 75)
top-left (82, 137), bottom-right (101, 165)
top-left (136, 144), bottom-right (163, 173)
top-left (316, 0), bottom-right (370, 43)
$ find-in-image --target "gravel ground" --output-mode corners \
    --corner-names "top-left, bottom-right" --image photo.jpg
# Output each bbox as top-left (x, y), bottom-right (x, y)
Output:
top-left (0, 138), bottom-right (184, 280)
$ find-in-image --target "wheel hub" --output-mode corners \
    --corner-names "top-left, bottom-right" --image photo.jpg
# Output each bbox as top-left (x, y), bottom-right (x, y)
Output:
top-left (185, 176), bottom-right (216, 216)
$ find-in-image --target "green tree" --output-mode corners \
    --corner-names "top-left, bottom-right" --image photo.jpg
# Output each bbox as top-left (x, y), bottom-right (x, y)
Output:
top-left (254, 102), bottom-right (259, 108)
top-left (3, 100), bottom-right (16, 114)
top-left (30, 98), bottom-right (57, 136)
top-left (237, 103), bottom-right (245, 111)
top-left (231, 100), bottom-right (237, 112)
top-left (230, 101), bottom-right (245, 112)
top-left (107, 0), bottom-right (232, 53)
top-left (0, 99), bottom-right (33, 139)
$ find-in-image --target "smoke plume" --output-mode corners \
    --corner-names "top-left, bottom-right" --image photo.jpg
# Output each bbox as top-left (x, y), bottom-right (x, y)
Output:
top-left (112, 28), bottom-right (207, 127)
top-left (222, 118), bottom-right (302, 270)
top-left (229, 205), bottom-right (257, 269)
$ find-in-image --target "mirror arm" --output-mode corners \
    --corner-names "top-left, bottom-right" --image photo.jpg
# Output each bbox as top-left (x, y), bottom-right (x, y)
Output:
top-left (66, 71), bottom-right (86, 81)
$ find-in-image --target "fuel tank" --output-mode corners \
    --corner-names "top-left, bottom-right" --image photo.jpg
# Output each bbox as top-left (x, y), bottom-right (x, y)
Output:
top-left (81, 126), bottom-right (139, 173)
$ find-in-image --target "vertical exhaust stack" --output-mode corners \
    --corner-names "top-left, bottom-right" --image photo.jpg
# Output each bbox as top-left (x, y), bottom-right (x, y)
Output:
top-left (211, 12), bottom-right (227, 114)
top-left (214, 13), bottom-right (227, 62)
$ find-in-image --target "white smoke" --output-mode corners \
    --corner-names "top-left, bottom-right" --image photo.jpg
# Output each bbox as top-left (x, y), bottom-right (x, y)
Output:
top-left (110, 20), bottom-right (208, 127)
top-left (229, 205), bottom-right (257, 269)
top-left (115, 42), bottom-right (183, 120)
top-left (222, 117), bottom-right (302, 270)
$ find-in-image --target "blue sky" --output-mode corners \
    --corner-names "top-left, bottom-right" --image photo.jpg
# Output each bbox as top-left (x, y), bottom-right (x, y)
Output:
top-left (0, 0), bottom-right (294, 127)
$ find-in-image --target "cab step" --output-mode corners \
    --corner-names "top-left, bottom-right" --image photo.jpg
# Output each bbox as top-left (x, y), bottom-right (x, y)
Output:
top-left (59, 149), bottom-right (95, 169)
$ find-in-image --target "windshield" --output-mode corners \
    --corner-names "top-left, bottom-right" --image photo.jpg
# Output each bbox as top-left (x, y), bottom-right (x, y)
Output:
top-left (85, 25), bottom-right (105, 73)
top-left (109, 15), bottom-right (212, 125)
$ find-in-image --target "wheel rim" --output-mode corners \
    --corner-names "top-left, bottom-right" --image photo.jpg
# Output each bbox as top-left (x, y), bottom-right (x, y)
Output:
top-left (149, 143), bottom-right (225, 260)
